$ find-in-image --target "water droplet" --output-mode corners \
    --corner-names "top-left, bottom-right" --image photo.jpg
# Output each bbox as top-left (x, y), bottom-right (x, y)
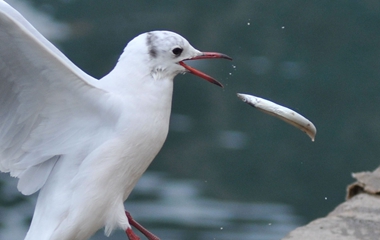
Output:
top-left (324, 197), bottom-right (327, 200)
top-left (281, 26), bottom-right (285, 29)
top-left (247, 22), bottom-right (250, 26)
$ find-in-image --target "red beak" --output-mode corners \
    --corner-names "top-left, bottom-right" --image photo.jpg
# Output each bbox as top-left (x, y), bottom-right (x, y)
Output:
top-left (179, 52), bottom-right (232, 88)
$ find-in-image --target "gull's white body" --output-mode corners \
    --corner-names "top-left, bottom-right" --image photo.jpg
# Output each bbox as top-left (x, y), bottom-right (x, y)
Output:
top-left (0, 1), bottom-right (204, 240)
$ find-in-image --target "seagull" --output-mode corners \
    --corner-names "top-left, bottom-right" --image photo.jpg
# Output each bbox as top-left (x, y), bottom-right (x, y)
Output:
top-left (0, 1), bottom-right (231, 240)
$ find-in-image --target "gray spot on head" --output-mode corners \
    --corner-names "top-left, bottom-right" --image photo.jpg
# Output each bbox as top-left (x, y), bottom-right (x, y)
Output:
top-left (146, 32), bottom-right (157, 58)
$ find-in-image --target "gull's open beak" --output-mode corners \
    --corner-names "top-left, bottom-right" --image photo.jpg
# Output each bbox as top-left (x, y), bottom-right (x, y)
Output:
top-left (179, 52), bottom-right (232, 88)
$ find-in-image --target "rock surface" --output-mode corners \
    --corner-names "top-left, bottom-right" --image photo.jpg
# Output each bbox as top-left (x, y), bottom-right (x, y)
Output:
top-left (283, 167), bottom-right (380, 240)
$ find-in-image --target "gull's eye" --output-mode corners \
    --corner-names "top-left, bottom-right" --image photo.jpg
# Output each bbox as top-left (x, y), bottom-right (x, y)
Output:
top-left (172, 47), bottom-right (183, 56)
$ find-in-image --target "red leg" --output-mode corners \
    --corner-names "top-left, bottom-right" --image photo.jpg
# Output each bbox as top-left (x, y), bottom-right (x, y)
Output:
top-left (126, 228), bottom-right (140, 240)
top-left (125, 211), bottom-right (160, 240)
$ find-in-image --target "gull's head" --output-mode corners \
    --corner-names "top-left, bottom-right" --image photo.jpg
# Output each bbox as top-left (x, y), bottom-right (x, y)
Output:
top-left (122, 31), bottom-right (231, 87)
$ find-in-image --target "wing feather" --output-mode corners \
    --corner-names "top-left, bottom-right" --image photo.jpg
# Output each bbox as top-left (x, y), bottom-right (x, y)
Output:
top-left (17, 155), bottom-right (60, 195)
top-left (0, 1), bottom-right (121, 194)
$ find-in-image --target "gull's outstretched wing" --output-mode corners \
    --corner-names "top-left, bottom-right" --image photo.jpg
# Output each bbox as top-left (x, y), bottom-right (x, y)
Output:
top-left (0, 1), bottom-right (120, 195)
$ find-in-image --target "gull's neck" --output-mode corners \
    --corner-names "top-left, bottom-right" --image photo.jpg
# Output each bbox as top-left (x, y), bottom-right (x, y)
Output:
top-left (98, 46), bottom-right (175, 96)
top-left (95, 51), bottom-right (175, 125)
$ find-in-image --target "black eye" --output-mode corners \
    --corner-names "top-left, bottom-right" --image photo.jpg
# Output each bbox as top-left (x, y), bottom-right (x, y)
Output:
top-left (172, 47), bottom-right (183, 56)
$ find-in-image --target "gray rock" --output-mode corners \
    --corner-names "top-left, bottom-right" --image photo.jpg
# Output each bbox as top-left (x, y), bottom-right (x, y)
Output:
top-left (283, 167), bottom-right (380, 240)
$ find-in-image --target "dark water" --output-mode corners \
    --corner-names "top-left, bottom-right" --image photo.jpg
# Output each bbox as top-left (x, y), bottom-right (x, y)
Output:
top-left (1, 0), bottom-right (380, 239)
top-left (0, 172), bottom-right (301, 240)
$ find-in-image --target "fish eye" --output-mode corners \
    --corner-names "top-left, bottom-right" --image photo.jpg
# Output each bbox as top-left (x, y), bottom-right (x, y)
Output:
top-left (172, 47), bottom-right (183, 56)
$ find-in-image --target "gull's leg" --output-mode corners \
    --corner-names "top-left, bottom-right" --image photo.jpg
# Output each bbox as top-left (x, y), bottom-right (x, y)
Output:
top-left (125, 211), bottom-right (160, 240)
top-left (126, 228), bottom-right (141, 240)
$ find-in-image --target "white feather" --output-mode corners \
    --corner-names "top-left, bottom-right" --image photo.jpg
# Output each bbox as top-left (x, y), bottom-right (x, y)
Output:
top-left (0, 1), bottom-right (115, 190)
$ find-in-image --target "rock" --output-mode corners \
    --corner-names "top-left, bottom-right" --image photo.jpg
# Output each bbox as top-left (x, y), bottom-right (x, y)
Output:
top-left (347, 167), bottom-right (380, 199)
top-left (283, 167), bottom-right (380, 240)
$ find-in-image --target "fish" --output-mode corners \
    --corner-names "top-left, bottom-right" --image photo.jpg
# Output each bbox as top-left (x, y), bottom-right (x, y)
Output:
top-left (237, 93), bottom-right (317, 141)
